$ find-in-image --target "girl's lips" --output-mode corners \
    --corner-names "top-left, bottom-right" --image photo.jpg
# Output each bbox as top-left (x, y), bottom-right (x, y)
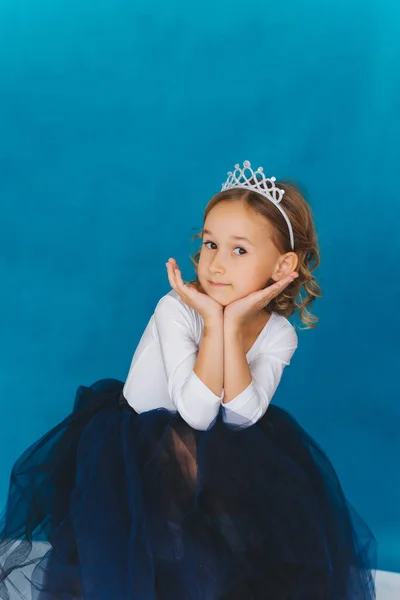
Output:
top-left (209, 281), bottom-right (229, 286)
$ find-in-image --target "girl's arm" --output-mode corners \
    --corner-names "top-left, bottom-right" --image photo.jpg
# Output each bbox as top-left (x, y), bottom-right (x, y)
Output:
top-left (193, 312), bottom-right (224, 399)
top-left (154, 295), bottom-right (223, 430)
top-left (222, 322), bottom-right (298, 428)
top-left (222, 320), bottom-right (252, 404)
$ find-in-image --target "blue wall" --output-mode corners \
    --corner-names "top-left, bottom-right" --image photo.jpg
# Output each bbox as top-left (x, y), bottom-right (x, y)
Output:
top-left (0, 0), bottom-right (398, 572)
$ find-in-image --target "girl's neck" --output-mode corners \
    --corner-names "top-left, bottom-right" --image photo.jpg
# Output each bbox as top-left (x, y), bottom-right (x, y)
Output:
top-left (242, 311), bottom-right (272, 353)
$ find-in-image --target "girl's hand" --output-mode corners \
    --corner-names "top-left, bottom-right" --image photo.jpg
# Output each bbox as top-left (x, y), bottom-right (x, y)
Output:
top-left (166, 258), bottom-right (224, 320)
top-left (224, 272), bottom-right (299, 326)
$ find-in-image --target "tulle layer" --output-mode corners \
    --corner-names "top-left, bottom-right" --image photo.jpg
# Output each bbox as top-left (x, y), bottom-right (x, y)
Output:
top-left (0, 379), bottom-right (377, 599)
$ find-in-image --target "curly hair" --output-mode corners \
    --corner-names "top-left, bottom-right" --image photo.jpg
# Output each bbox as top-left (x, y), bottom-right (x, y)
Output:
top-left (185, 179), bottom-right (323, 330)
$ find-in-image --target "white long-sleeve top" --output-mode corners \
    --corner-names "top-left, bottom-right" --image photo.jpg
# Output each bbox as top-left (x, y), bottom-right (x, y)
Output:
top-left (123, 289), bottom-right (298, 431)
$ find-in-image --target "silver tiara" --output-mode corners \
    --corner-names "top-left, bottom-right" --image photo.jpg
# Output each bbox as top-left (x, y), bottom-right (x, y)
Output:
top-left (221, 160), bottom-right (294, 250)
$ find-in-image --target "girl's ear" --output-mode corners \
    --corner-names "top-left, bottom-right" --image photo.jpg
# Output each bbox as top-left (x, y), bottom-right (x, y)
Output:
top-left (285, 251), bottom-right (299, 272)
top-left (273, 252), bottom-right (298, 281)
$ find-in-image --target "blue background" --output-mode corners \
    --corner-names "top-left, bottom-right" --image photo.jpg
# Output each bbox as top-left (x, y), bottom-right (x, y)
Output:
top-left (0, 0), bottom-right (399, 572)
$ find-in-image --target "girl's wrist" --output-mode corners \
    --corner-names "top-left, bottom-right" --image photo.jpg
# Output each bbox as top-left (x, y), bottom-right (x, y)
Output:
top-left (203, 310), bottom-right (224, 328)
top-left (223, 313), bottom-right (244, 334)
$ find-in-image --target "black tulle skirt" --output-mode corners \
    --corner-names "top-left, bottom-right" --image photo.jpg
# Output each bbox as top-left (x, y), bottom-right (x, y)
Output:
top-left (0, 378), bottom-right (377, 599)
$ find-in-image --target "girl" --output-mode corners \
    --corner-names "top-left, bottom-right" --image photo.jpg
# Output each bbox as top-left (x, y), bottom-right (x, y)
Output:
top-left (0, 160), bottom-right (376, 599)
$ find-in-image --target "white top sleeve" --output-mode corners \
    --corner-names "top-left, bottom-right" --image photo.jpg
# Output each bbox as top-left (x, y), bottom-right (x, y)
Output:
top-left (222, 325), bottom-right (298, 429)
top-left (123, 290), bottom-right (298, 431)
top-left (153, 295), bottom-right (222, 431)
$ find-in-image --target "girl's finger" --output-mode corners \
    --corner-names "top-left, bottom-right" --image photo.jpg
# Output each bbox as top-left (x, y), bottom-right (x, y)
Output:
top-left (261, 275), bottom-right (297, 302)
top-left (275, 275), bottom-right (297, 294)
top-left (174, 266), bottom-right (188, 294)
top-left (277, 274), bottom-right (298, 288)
top-left (266, 278), bottom-right (288, 296)
top-left (166, 262), bottom-right (189, 298)
top-left (166, 262), bottom-right (178, 291)
top-left (167, 258), bottom-right (179, 274)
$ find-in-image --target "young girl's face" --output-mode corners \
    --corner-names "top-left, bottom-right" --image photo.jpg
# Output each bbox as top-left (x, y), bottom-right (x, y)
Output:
top-left (197, 200), bottom-right (287, 305)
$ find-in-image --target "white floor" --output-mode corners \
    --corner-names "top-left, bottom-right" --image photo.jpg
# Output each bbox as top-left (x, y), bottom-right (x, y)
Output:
top-left (376, 570), bottom-right (400, 600)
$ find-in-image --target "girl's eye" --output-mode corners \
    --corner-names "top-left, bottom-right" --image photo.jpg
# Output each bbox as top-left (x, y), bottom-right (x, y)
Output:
top-left (203, 241), bottom-right (216, 250)
top-left (202, 241), bottom-right (247, 255)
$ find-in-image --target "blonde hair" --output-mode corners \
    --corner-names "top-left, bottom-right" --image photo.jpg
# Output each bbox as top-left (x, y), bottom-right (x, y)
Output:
top-left (186, 179), bottom-right (323, 330)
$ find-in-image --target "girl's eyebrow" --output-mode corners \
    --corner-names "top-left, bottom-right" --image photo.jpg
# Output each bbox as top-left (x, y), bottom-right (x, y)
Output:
top-left (202, 228), bottom-right (255, 247)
